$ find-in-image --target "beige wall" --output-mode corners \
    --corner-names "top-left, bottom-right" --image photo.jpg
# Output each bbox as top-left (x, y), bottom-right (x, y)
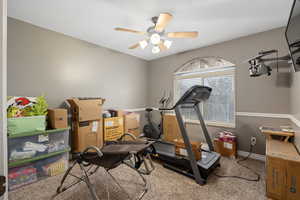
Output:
top-left (148, 27), bottom-right (292, 154)
top-left (7, 18), bottom-right (148, 109)
top-left (291, 72), bottom-right (300, 121)
top-left (148, 27), bottom-right (290, 113)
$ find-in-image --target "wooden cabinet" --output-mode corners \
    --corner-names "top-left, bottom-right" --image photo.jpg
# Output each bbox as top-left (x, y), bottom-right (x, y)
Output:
top-left (266, 139), bottom-right (300, 200)
top-left (266, 157), bottom-right (286, 200)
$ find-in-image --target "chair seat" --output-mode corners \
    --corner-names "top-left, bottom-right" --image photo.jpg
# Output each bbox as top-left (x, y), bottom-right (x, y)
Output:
top-left (80, 141), bottom-right (156, 170)
top-left (80, 152), bottom-right (129, 169)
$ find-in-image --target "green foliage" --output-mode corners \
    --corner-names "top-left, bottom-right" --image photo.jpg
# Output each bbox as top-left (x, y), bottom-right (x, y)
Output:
top-left (22, 106), bottom-right (34, 117)
top-left (30, 96), bottom-right (48, 116)
top-left (7, 106), bottom-right (19, 118)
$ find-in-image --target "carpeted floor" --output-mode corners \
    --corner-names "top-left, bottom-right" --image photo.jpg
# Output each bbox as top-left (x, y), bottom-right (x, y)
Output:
top-left (9, 157), bottom-right (266, 200)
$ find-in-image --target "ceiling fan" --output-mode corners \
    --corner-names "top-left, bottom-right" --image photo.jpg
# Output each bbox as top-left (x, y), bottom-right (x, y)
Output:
top-left (114, 13), bottom-right (198, 54)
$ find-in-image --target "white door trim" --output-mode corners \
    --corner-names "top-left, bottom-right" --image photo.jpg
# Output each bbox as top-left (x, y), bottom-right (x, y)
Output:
top-left (0, 0), bottom-right (7, 199)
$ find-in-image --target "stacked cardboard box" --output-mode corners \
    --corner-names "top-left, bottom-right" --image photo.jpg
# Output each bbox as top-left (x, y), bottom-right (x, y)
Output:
top-left (47, 109), bottom-right (68, 129)
top-left (213, 131), bottom-right (237, 158)
top-left (67, 98), bottom-right (104, 152)
top-left (124, 113), bottom-right (140, 137)
top-left (163, 114), bottom-right (182, 142)
top-left (213, 139), bottom-right (237, 158)
top-left (103, 117), bottom-right (124, 141)
top-left (174, 139), bottom-right (202, 160)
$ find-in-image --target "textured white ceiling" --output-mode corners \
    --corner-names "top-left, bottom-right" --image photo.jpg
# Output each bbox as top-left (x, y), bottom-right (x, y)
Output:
top-left (8, 0), bottom-right (294, 60)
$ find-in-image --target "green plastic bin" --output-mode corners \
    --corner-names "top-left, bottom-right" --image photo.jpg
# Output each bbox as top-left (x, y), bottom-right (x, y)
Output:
top-left (8, 116), bottom-right (46, 136)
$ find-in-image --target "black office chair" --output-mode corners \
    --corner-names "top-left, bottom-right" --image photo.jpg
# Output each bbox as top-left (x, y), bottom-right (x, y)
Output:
top-left (55, 133), bottom-right (155, 200)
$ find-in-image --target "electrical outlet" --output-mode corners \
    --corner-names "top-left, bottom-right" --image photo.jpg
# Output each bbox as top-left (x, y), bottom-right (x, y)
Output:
top-left (251, 136), bottom-right (257, 146)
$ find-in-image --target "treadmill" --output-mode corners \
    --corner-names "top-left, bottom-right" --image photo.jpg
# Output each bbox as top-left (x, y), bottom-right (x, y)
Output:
top-left (154, 85), bottom-right (221, 185)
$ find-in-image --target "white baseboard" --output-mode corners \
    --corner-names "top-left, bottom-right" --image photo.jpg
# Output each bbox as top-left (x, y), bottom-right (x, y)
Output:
top-left (237, 150), bottom-right (265, 162)
top-left (123, 108), bottom-right (146, 112)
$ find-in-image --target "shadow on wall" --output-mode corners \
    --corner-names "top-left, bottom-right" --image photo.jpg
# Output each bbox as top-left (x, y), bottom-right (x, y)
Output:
top-left (269, 61), bottom-right (293, 88)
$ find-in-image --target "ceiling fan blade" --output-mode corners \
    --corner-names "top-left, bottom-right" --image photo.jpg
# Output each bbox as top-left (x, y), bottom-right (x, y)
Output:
top-left (159, 42), bottom-right (167, 51)
top-left (155, 13), bottom-right (173, 32)
top-left (115, 27), bottom-right (146, 35)
top-left (167, 32), bottom-right (198, 38)
top-left (129, 43), bottom-right (140, 49)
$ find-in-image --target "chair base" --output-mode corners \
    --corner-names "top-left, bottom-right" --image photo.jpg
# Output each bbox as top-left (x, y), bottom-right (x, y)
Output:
top-left (54, 159), bottom-right (149, 200)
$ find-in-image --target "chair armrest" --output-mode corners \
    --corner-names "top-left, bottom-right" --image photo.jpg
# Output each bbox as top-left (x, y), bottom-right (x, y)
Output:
top-left (83, 146), bottom-right (103, 157)
top-left (118, 133), bottom-right (138, 141)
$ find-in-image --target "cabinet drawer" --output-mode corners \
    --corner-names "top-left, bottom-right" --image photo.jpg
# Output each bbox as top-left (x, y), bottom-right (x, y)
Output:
top-left (266, 156), bottom-right (286, 200)
top-left (286, 161), bottom-right (300, 200)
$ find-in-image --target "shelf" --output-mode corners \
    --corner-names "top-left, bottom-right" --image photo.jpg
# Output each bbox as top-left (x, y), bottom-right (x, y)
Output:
top-left (8, 147), bottom-right (71, 168)
top-left (8, 127), bottom-right (70, 139)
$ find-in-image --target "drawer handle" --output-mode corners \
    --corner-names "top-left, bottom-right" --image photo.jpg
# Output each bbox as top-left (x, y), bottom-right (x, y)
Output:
top-left (290, 176), bottom-right (297, 193)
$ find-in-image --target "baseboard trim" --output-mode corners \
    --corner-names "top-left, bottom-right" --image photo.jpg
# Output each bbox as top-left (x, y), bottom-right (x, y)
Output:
top-left (237, 150), bottom-right (266, 162)
top-left (123, 108), bottom-right (146, 112)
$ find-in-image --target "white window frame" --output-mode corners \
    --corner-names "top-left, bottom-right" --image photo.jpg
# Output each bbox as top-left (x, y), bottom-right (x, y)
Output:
top-left (174, 66), bottom-right (236, 128)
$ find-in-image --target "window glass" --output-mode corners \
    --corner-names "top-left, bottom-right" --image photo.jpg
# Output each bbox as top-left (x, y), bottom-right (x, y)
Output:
top-left (175, 78), bottom-right (203, 120)
top-left (203, 75), bottom-right (234, 123)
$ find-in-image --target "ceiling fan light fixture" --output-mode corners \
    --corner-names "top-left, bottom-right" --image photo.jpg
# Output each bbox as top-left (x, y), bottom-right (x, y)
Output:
top-left (139, 40), bottom-right (148, 49)
top-left (164, 40), bottom-right (173, 49)
top-left (150, 33), bottom-right (161, 45)
top-left (152, 46), bottom-right (160, 54)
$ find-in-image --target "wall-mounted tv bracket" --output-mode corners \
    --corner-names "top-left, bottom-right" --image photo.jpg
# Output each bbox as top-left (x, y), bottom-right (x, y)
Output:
top-left (245, 49), bottom-right (296, 77)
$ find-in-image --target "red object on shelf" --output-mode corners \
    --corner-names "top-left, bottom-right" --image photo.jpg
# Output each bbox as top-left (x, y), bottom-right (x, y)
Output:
top-left (217, 131), bottom-right (236, 142)
top-left (8, 166), bottom-right (37, 190)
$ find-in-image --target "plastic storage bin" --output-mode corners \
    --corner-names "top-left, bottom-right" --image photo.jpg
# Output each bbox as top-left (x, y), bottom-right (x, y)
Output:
top-left (8, 152), bottom-right (69, 191)
top-left (8, 116), bottom-right (46, 136)
top-left (8, 165), bottom-right (38, 190)
top-left (8, 128), bottom-right (70, 162)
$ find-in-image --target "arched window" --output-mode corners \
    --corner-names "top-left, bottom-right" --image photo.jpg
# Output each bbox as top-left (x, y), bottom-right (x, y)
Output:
top-left (174, 57), bottom-right (235, 127)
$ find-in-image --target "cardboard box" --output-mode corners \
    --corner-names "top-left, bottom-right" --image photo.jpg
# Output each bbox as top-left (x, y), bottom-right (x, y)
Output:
top-left (213, 139), bottom-right (237, 158)
top-left (67, 98), bottom-right (104, 122)
top-left (67, 98), bottom-right (104, 152)
top-left (104, 117), bottom-right (124, 141)
top-left (73, 120), bottom-right (103, 152)
top-left (124, 113), bottom-right (140, 137)
top-left (163, 114), bottom-right (182, 142)
top-left (117, 110), bottom-right (124, 117)
top-left (174, 139), bottom-right (201, 160)
top-left (48, 109), bottom-right (68, 129)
